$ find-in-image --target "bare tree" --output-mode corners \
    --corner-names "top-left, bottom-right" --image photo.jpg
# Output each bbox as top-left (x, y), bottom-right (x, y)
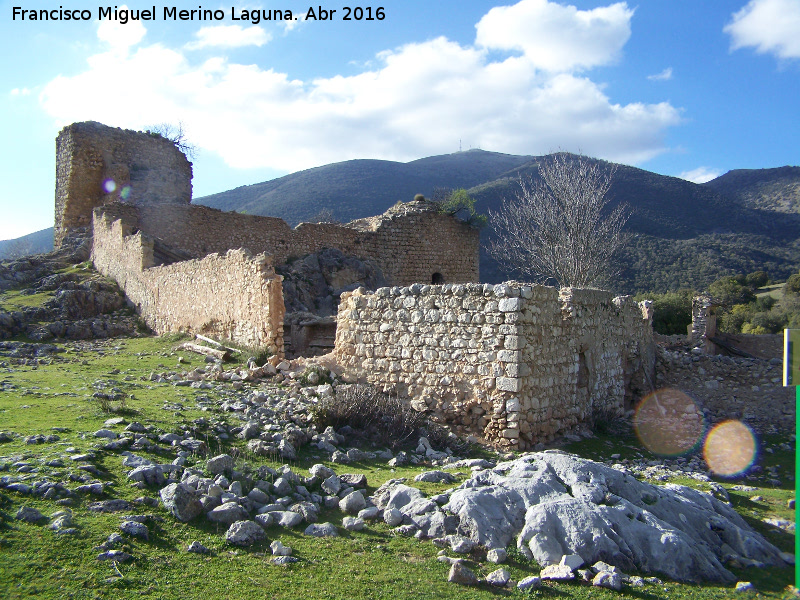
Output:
top-left (144, 122), bottom-right (197, 159)
top-left (489, 152), bottom-right (631, 288)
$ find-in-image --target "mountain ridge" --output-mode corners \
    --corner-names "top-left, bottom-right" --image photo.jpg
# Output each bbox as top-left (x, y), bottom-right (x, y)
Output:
top-left (5, 151), bottom-right (798, 293)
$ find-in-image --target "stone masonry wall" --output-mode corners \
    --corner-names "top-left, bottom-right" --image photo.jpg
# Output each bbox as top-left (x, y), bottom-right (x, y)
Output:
top-left (93, 199), bottom-right (479, 287)
top-left (55, 122), bottom-right (192, 248)
top-left (91, 210), bottom-right (284, 355)
top-left (334, 282), bottom-right (654, 450)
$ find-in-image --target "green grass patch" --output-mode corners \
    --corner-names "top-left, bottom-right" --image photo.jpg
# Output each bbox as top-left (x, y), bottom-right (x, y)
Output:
top-left (756, 283), bottom-right (786, 301)
top-left (0, 335), bottom-right (796, 599)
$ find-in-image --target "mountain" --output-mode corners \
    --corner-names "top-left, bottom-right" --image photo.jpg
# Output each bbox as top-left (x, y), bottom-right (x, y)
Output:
top-left (195, 149), bottom-right (533, 225)
top-left (466, 159), bottom-right (800, 291)
top-left (0, 227), bottom-right (54, 259)
top-left (703, 166), bottom-right (800, 215)
top-left (5, 152), bottom-right (798, 294)
top-left (195, 151), bottom-right (800, 294)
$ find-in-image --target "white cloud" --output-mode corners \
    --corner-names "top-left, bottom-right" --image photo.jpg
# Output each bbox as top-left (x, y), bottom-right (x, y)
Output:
top-left (185, 25), bottom-right (271, 50)
top-left (647, 67), bottom-right (673, 81)
top-left (725, 0), bottom-right (800, 60)
top-left (475, 0), bottom-right (634, 71)
top-left (39, 0), bottom-right (681, 173)
top-left (97, 6), bottom-right (146, 52)
top-left (10, 88), bottom-right (31, 96)
top-left (679, 167), bottom-right (721, 184)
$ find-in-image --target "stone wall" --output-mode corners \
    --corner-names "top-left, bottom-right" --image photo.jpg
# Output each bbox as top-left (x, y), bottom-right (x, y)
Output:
top-left (334, 282), bottom-right (654, 449)
top-left (656, 346), bottom-right (792, 434)
top-left (91, 209), bottom-right (284, 355)
top-left (55, 122), bottom-right (192, 248)
top-left (93, 199), bottom-right (479, 287)
top-left (712, 332), bottom-right (783, 361)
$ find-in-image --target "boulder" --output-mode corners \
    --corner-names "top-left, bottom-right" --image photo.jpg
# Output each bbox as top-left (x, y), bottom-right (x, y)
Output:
top-left (540, 564), bottom-right (575, 581)
top-left (486, 568), bottom-right (511, 587)
top-left (414, 471), bottom-right (456, 484)
top-left (160, 483), bottom-right (203, 522)
top-left (593, 571), bottom-right (622, 591)
top-left (207, 503), bottom-right (250, 525)
top-left (447, 562), bottom-right (479, 586)
top-left (15, 506), bottom-right (46, 523)
top-left (272, 511), bottom-right (303, 528)
top-left (206, 454), bottom-right (234, 475)
top-left (305, 522), bottom-right (338, 537)
top-left (225, 520), bottom-right (266, 546)
top-left (120, 520), bottom-right (149, 540)
top-left (339, 490), bottom-right (366, 514)
top-left (444, 452), bottom-right (785, 584)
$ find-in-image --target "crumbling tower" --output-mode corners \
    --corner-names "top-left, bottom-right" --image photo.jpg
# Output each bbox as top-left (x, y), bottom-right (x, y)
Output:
top-left (54, 121), bottom-right (192, 248)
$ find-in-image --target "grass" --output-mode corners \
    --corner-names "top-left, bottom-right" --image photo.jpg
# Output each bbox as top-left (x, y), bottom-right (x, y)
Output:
top-left (756, 283), bottom-right (787, 301)
top-left (0, 333), bottom-right (796, 599)
top-left (0, 289), bottom-right (54, 311)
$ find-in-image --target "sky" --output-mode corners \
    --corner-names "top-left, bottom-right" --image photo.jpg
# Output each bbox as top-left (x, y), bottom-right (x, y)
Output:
top-left (1, 0), bottom-right (798, 240)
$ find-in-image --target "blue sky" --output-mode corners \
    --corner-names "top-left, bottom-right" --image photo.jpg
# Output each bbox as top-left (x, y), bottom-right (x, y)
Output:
top-left (1, 0), bottom-right (798, 240)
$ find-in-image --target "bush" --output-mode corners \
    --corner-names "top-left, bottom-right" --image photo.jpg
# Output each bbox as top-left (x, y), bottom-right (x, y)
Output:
top-left (708, 276), bottom-right (756, 306)
top-left (311, 384), bottom-right (429, 449)
top-left (753, 295), bottom-right (777, 312)
top-left (745, 270), bottom-right (769, 288)
top-left (719, 304), bottom-right (753, 333)
top-left (433, 188), bottom-right (487, 228)
top-left (638, 291), bottom-right (693, 335)
top-left (786, 273), bottom-right (800, 295)
top-left (749, 310), bottom-right (788, 334)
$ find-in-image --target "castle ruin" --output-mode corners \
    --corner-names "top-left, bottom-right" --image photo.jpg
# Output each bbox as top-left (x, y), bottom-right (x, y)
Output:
top-left (55, 120), bottom-right (654, 447)
top-left (55, 121), bottom-right (192, 248)
top-left (335, 283), bottom-right (654, 449)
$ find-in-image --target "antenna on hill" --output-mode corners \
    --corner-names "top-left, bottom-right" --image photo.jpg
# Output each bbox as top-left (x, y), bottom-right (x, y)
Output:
top-left (459, 139), bottom-right (462, 152)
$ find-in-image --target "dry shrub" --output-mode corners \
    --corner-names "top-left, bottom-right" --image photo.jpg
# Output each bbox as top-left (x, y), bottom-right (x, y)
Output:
top-left (312, 384), bottom-right (428, 449)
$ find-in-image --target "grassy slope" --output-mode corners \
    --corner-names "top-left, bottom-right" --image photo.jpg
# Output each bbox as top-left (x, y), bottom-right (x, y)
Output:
top-left (0, 331), bottom-right (795, 599)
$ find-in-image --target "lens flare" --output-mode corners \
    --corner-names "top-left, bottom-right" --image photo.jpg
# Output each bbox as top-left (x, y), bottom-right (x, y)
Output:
top-left (633, 388), bottom-right (705, 456)
top-left (103, 179), bottom-right (117, 193)
top-left (120, 185), bottom-right (132, 200)
top-left (703, 420), bottom-right (757, 477)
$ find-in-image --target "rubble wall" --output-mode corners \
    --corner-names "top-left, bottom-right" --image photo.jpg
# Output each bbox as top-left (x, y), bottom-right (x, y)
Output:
top-left (92, 210), bottom-right (284, 354)
top-left (655, 347), bottom-right (793, 434)
top-left (94, 201), bottom-right (480, 287)
top-left (55, 121), bottom-right (192, 248)
top-left (334, 282), bottom-right (654, 449)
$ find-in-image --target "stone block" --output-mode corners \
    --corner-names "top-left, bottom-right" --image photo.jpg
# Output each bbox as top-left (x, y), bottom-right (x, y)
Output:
top-left (497, 350), bottom-right (521, 363)
top-left (504, 335), bottom-right (525, 349)
top-left (498, 298), bottom-right (523, 312)
top-left (496, 377), bottom-right (522, 392)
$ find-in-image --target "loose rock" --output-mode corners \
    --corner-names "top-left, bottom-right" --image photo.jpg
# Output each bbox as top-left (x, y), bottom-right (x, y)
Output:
top-left (447, 562), bottom-right (479, 586)
top-left (160, 483), bottom-right (203, 522)
top-left (225, 520), bottom-right (266, 546)
top-left (304, 522), bottom-right (338, 537)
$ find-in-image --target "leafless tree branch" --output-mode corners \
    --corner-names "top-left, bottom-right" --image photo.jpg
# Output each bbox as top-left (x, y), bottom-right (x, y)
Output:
top-left (488, 152), bottom-right (631, 289)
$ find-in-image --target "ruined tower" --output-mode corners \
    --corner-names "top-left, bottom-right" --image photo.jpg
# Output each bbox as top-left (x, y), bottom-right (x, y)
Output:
top-left (54, 121), bottom-right (192, 248)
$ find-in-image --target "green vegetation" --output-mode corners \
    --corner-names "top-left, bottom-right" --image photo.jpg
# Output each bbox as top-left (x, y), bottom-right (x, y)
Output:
top-left (632, 269), bottom-right (800, 336)
top-left (431, 188), bottom-right (487, 228)
top-left (786, 274), bottom-right (800, 295)
top-left (634, 290), bottom-right (693, 336)
top-left (0, 325), bottom-right (795, 598)
top-left (714, 270), bottom-right (800, 334)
